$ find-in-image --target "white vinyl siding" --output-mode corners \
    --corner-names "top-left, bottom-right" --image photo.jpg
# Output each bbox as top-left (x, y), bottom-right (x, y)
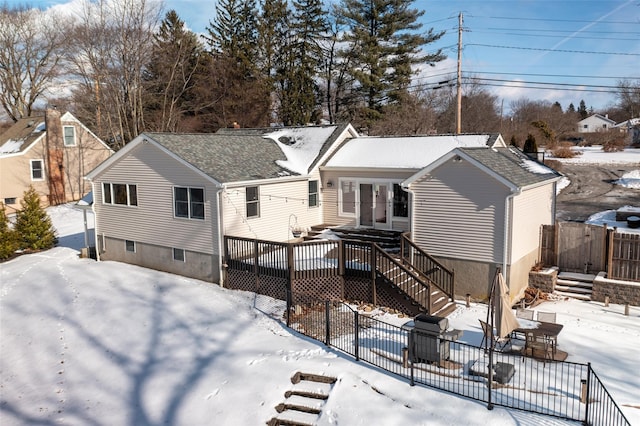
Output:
top-left (222, 179), bottom-right (320, 242)
top-left (411, 161), bottom-right (510, 263)
top-left (93, 143), bottom-right (218, 255)
top-left (511, 184), bottom-right (555, 262)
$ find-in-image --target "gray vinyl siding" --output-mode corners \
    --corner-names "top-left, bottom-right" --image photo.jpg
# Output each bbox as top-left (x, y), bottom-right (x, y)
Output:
top-left (511, 184), bottom-right (555, 262)
top-left (93, 143), bottom-right (218, 255)
top-left (411, 160), bottom-right (510, 263)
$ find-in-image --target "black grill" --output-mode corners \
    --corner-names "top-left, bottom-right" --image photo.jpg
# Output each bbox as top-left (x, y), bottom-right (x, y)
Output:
top-left (405, 314), bottom-right (462, 364)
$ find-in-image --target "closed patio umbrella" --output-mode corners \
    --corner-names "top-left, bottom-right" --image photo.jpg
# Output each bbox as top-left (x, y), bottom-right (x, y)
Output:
top-left (492, 270), bottom-right (519, 340)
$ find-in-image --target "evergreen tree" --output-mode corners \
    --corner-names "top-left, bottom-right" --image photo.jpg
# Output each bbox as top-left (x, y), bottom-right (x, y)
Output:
top-left (523, 134), bottom-right (538, 154)
top-left (0, 203), bottom-right (18, 260)
top-left (144, 10), bottom-right (205, 132)
top-left (567, 103), bottom-right (576, 113)
top-left (14, 186), bottom-right (57, 251)
top-left (578, 100), bottom-right (588, 119)
top-left (336, 0), bottom-right (444, 127)
top-left (205, 0), bottom-right (270, 127)
top-left (277, 0), bottom-right (328, 125)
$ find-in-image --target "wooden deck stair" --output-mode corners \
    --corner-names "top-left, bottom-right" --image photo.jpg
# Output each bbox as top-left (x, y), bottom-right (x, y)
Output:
top-left (267, 372), bottom-right (337, 426)
top-left (378, 261), bottom-right (457, 318)
top-left (555, 272), bottom-right (594, 301)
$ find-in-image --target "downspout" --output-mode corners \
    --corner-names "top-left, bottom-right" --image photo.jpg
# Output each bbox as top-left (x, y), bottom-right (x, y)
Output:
top-left (216, 186), bottom-right (225, 287)
top-left (87, 178), bottom-right (101, 262)
top-left (502, 189), bottom-right (520, 288)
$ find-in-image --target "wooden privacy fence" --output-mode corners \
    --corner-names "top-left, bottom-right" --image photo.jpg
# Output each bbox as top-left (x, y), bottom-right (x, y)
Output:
top-left (540, 223), bottom-right (640, 282)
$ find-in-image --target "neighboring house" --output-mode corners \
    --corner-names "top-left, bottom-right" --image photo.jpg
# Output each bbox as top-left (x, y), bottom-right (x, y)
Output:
top-left (85, 124), bottom-right (358, 283)
top-left (612, 118), bottom-right (640, 144)
top-left (402, 146), bottom-right (562, 302)
top-left (0, 109), bottom-right (113, 212)
top-left (577, 114), bottom-right (616, 133)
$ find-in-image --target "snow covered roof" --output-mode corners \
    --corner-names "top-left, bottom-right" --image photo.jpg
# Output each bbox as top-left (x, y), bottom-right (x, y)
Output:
top-left (0, 117), bottom-right (46, 156)
top-left (323, 134), bottom-right (503, 169)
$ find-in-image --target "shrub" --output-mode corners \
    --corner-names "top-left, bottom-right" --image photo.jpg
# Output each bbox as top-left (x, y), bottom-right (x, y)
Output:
top-left (0, 204), bottom-right (18, 260)
top-left (602, 137), bottom-right (626, 152)
top-left (551, 146), bottom-right (579, 158)
top-left (14, 186), bottom-right (57, 251)
top-left (543, 159), bottom-right (562, 172)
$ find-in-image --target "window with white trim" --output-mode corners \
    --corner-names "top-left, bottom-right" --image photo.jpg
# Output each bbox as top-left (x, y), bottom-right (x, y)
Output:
top-left (30, 160), bottom-right (44, 180)
top-left (174, 187), bottom-right (205, 219)
top-left (339, 180), bottom-right (356, 216)
top-left (246, 186), bottom-right (259, 218)
top-left (102, 183), bottom-right (138, 206)
top-left (308, 180), bottom-right (318, 207)
top-left (173, 248), bottom-right (185, 262)
top-left (63, 126), bottom-right (76, 146)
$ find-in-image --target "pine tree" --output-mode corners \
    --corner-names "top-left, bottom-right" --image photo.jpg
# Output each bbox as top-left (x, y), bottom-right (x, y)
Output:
top-left (14, 186), bottom-right (57, 251)
top-left (205, 0), bottom-right (270, 127)
top-left (523, 134), bottom-right (538, 154)
top-left (143, 10), bottom-right (205, 132)
top-left (0, 203), bottom-right (18, 260)
top-left (578, 100), bottom-right (588, 119)
top-left (336, 0), bottom-right (445, 127)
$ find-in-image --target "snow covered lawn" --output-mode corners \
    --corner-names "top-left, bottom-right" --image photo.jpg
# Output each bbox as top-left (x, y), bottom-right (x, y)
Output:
top-left (1, 204), bottom-right (639, 425)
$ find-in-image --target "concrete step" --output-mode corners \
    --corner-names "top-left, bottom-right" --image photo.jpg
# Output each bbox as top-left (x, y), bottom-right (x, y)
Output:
top-left (554, 290), bottom-right (592, 301)
top-left (557, 272), bottom-right (596, 282)
top-left (555, 284), bottom-right (593, 294)
top-left (556, 279), bottom-right (593, 289)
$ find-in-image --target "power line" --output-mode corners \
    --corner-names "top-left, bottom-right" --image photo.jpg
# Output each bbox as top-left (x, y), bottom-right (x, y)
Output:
top-left (466, 71), bottom-right (640, 81)
top-left (466, 43), bottom-right (640, 56)
top-left (472, 31), bottom-right (639, 42)
top-left (482, 15), bottom-right (640, 25)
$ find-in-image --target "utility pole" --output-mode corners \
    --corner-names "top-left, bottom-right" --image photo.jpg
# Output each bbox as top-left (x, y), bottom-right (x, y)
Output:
top-left (456, 12), bottom-right (463, 135)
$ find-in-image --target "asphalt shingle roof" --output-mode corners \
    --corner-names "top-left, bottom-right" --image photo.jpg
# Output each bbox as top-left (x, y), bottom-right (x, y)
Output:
top-left (0, 116), bottom-right (46, 155)
top-left (459, 147), bottom-right (562, 188)
top-left (145, 133), bottom-right (292, 183)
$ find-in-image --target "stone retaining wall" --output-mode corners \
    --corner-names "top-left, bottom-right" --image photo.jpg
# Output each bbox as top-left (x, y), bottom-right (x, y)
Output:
top-left (528, 267), bottom-right (558, 294)
top-left (592, 272), bottom-right (640, 306)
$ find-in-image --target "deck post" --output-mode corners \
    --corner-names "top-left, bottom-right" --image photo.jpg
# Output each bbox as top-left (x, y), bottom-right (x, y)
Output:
top-left (371, 243), bottom-right (377, 306)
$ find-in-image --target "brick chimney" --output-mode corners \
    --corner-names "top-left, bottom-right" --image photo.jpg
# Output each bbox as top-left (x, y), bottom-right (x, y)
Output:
top-left (45, 108), bottom-right (65, 205)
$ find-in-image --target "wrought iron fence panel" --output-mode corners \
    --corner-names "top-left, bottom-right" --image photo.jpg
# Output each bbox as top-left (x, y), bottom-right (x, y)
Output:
top-left (585, 365), bottom-right (631, 426)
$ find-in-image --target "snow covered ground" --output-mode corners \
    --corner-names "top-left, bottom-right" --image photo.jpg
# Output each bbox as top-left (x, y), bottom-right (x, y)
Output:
top-left (1, 145), bottom-right (638, 425)
top-left (0, 206), bottom-right (638, 425)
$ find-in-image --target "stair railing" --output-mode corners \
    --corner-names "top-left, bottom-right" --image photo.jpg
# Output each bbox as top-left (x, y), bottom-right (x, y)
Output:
top-left (373, 243), bottom-right (432, 313)
top-left (400, 233), bottom-right (455, 302)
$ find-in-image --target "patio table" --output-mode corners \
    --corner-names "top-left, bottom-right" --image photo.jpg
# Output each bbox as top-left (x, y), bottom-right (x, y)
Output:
top-left (514, 320), bottom-right (566, 361)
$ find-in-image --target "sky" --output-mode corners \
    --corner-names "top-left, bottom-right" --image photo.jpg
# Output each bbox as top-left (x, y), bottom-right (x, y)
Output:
top-left (19, 0), bottom-right (640, 114)
top-left (0, 148), bottom-right (638, 425)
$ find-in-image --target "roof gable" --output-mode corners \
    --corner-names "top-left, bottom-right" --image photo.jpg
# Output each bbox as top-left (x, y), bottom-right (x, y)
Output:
top-left (404, 146), bottom-right (562, 190)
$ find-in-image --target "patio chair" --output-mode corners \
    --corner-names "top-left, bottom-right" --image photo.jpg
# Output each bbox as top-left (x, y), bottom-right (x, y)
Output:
top-left (513, 308), bottom-right (534, 340)
top-left (479, 319), bottom-right (510, 351)
top-left (516, 308), bottom-right (534, 320)
top-left (525, 331), bottom-right (552, 365)
top-left (537, 311), bottom-right (556, 323)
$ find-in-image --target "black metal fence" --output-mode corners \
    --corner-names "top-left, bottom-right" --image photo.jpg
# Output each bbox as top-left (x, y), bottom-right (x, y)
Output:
top-left (282, 297), bottom-right (630, 425)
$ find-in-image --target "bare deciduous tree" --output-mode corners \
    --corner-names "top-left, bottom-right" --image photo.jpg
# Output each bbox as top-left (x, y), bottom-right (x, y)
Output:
top-left (67, 0), bottom-right (161, 149)
top-left (0, 5), bottom-right (68, 121)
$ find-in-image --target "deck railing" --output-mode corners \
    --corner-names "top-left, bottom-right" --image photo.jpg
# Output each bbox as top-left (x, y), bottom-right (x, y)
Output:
top-left (401, 233), bottom-right (455, 301)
